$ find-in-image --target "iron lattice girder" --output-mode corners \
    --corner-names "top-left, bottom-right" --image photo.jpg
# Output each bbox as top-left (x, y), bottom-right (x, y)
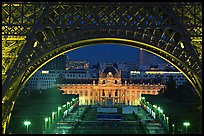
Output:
top-left (2, 2), bottom-right (202, 134)
top-left (3, 2), bottom-right (202, 83)
top-left (171, 2), bottom-right (202, 65)
top-left (2, 2), bottom-right (46, 35)
top-left (171, 2), bottom-right (202, 37)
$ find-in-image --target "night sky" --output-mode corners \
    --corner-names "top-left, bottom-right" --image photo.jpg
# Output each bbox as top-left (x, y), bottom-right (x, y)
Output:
top-left (66, 44), bottom-right (140, 65)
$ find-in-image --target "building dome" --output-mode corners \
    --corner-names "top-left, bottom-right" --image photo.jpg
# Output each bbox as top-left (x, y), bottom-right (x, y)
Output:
top-left (101, 65), bottom-right (120, 78)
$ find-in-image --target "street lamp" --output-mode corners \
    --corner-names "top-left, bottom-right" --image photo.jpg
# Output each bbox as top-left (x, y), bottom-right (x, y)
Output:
top-left (52, 112), bottom-right (56, 123)
top-left (58, 106), bottom-right (61, 121)
top-left (183, 122), bottom-right (190, 134)
top-left (172, 124), bottom-right (175, 134)
top-left (48, 117), bottom-right (51, 130)
top-left (23, 120), bottom-right (31, 134)
top-left (166, 116), bottom-right (169, 131)
top-left (157, 107), bottom-right (162, 119)
top-left (141, 97), bottom-right (145, 102)
top-left (44, 118), bottom-right (48, 133)
top-left (153, 104), bottom-right (157, 108)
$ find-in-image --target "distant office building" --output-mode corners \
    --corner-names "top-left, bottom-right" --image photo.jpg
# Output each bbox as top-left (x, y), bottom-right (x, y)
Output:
top-left (129, 70), bottom-right (187, 88)
top-left (66, 59), bottom-right (89, 70)
top-left (41, 54), bottom-right (67, 70)
top-left (117, 62), bottom-right (138, 78)
top-left (24, 69), bottom-right (92, 90)
top-left (138, 48), bottom-right (167, 70)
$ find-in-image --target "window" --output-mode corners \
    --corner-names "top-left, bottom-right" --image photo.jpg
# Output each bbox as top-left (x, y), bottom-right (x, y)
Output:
top-left (102, 90), bottom-right (105, 96)
top-left (115, 89), bottom-right (118, 96)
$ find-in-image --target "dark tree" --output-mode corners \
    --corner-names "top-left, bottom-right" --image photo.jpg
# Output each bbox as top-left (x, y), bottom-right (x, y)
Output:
top-left (164, 75), bottom-right (177, 98)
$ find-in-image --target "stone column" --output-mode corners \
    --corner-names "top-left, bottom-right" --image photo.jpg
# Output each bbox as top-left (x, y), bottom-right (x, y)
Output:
top-left (130, 88), bottom-right (132, 105)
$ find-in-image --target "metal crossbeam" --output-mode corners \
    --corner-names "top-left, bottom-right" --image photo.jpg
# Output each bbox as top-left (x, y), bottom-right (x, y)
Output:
top-left (2, 2), bottom-right (202, 134)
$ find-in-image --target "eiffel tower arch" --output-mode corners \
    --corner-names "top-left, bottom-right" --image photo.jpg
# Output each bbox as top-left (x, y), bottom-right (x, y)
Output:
top-left (2, 2), bottom-right (202, 133)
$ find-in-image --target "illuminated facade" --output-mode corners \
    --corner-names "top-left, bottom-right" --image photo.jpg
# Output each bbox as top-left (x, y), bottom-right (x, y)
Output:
top-left (2, 2), bottom-right (202, 134)
top-left (130, 71), bottom-right (187, 88)
top-left (59, 64), bottom-right (165, 106)
top-left (24, 69), bottom-right (92, 90)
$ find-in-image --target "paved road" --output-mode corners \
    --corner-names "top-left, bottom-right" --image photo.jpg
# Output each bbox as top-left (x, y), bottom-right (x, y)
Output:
top-left (50, 105), bottom-right (166, 134)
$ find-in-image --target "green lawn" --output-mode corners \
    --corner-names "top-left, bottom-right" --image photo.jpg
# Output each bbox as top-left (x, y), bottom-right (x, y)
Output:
top-left (8, 91), bottom-right (78, 134)
top-left (143, 94), bottom-right (202, 134)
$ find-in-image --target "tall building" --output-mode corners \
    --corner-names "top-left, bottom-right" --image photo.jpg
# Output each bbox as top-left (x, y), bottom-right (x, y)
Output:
top-left (129, 70), bottom-right (187, 88)
top-left (138, 48), bottom-right (167, 70)
top-left (24, 69), bottom-right (93, 90)
top-left (66, 59), bottom-right (89, 70)
top-left (117, 62), bottom-right (138, 78)
top-left (41, 54), bottom-right (67, 70)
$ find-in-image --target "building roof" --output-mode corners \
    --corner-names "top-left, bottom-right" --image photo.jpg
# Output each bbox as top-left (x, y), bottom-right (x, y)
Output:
top-left (101, 65), bottom-right (120, 78)
top-left (57, 78), bottom-right (98, 84)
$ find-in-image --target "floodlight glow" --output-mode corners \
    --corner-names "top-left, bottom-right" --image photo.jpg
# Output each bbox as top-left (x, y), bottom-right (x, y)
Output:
top-left (23, 121), bottom-right (31, 126)
top-left (58, 107), bottom-right (61, 110)
top-left (183, 122), bottom-right (190, 126)
top-left (45, 118), bottom-right (48, 122)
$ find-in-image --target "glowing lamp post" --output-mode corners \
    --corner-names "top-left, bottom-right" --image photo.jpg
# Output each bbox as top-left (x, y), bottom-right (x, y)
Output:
top-left (58, 107), bottom-right (61, 121)
top-left (72, 98), bottom-right (75, 105)
top-left (52, 112), bottom-right (55, 123)
top-left (141, 97), bottom-right (145, 102)
top-left (157, 107), bottom-right (162, 119)
top-left (160, 109), bottom-right (163, 114)
top-left (153, 104), bottom-right (157, 109)
top-left (166, 116), bottom-right (169, 131)
top-left (183, 122), bottom-right (190, 134)
top-left (45, 118), bottom-right (48, 131)
top-left (23, 121), bottom-right (31, 134)
top-left (172, 124), bottom-right (175, 134)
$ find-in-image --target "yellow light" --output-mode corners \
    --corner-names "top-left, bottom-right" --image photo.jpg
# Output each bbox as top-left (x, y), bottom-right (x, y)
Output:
top-left (33, 41), bottom-right (38, 48)
top-left (41, 71), bottom-right (49, 74)
top-left (2, 36), bottom-right (26, 41)
top-left (180, 42), bottom-right (184, 49)
top-left (145, 71), bottom-right (182, 74)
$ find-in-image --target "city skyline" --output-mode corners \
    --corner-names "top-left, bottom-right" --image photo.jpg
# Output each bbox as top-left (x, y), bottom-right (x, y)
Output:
top-left (66, 44), bottom-right (165, 65)
top-left (3, 2), bottom-right (201, 134)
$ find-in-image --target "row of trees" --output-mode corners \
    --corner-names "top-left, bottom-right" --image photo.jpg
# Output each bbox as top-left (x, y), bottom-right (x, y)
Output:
top-left (160, 75), bottom-right (199, 101)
